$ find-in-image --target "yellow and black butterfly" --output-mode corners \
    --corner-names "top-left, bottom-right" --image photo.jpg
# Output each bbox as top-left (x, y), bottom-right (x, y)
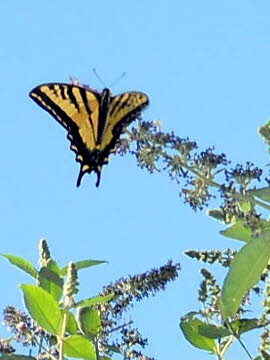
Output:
top-left (29, 83), bottom-right (149, 187)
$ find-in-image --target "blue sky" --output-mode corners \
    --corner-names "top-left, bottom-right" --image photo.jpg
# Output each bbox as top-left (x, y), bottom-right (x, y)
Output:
top-left (1, 1), bottom-right (270, 359)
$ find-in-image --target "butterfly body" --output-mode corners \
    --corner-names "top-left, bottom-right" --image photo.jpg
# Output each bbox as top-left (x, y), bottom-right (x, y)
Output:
top-left (29, 83), bottom-right (149, 187)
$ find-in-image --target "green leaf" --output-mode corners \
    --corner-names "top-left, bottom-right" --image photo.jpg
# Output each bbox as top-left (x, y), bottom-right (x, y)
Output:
top-left (232, 318), bottom-right (268, 335)
top-left (259, 120), bottom-right (270, 148)
top-left (220, 230), bottom-right (270, 319)
top-left (180, 313), bottom-right (230, 339)
top-left (2, 254), bottom-right (38, 278)
top-left (75, 293), bottom-right (115, 308)
top-left (38, 260), bottom-right (63, 302)
top-left (20, 284), bottom-right (63, 335)
top-left (60, 259), bottom-right (107, 276)
top-left (77, 307), bottom-right (101, 337)
top-left (180, 313), bottom-right (216, 353)
top-left (99, 358), bottom-right (113, 360)
top-left (199, 318), bottom-right (267, 339)
top-left (240, 199), bottom-right (253, 213)
top-left (249, 186), bottom-right (270, 203)
top-left (197, 322), bottom-right (230, 339)
top-left (261, 350), bottom-right (270, 359)
top-left (63, 334), bottom-right (96, 359)
top-left (220, 221), bottom-right (253, 242)
top-left (208, 209), bottom-right (226, 223)
top-left (66, 311), bottom-right (78, 335)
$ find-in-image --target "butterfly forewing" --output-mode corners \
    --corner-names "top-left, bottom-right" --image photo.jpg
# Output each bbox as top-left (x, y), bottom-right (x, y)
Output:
top-left (101, 92), bottom-right (149, 150)
top-left (30, 84), bottom-right (101, 150)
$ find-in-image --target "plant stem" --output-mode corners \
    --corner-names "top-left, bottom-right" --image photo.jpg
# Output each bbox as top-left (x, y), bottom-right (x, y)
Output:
top-left (226, 322), bottom-right (253, 360)
top-left (219, 335), bottom-right (234, 359)
top-left (94, 341), bottom-right (100, 360)
top-left (58, 310), bottom-right (69, 360)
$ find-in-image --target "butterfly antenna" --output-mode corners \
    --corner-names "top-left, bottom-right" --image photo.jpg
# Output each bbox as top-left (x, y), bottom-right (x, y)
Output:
top-left (93, 68), bottom-right (107, 88)
top-left (109, 72), bottom-right (126, 88)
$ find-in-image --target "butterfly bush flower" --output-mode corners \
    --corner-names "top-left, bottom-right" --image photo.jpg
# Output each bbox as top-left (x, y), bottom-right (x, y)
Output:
top-left (96, 260), bottom-right (180, 358)
top-left (2, 306), bottom-right (43, 346)
top-left (127, 121), bottom-right (267, 217)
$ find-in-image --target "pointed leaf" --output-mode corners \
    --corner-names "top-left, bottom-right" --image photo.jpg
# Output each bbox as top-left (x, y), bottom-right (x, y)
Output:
top-left (198, 318), bottom-right (266, 339)
top-left (208, 209), bottom-right (226, 223)
top-left (180, 313), bottom-right (230, 339)
top-left (38, 260), bottom-right (63, 301)
top-left (180, 313), bottom-right (216, 353)
top-left (259, 120), bottom-right (270, 148)
top-left (63, 334), bottom-right (96, 359)
top-left (197, 322), bottom-right (230, 339)
top-left (220, 221), bottom-right (253, 242)
top-left (20, 284), bottom-right (62, 335)
top-left (75, 293), bottom-right (114, 308)
top-left (232, 318), bottom-right (268, 335)
top-left (220, 231), bottom-right (270, 319)
top-left (60, 259), bottom-right (106, 276)
top-left (261, 350), bottom-right (270, 359)
top-left (77, 307), bottom-right (101, 337)
top-left (249, 187), bottom-right (270, 203)
top-left (66, 311), bottom-right (78, 335)
top-left (2, 254), bottom-right (38, 278)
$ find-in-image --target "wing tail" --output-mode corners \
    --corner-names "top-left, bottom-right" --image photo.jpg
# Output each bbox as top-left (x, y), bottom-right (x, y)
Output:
top-left (76, 167), bottom-right (84, 187)
top-left (76, 165), bottom-right (102, 187)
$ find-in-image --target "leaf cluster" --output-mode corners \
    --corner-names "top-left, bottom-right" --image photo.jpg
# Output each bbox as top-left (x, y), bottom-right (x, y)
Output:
top-left (1, 239), bottom-right (180, 360)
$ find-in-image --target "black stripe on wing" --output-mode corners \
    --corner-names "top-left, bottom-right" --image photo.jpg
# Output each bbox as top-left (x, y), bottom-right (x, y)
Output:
top-left (29, 85), bottom-right (111, 187)
top-left (109, 93), bottom-right (149, 136)
top-left (30, 86), bottom-right (76, 131)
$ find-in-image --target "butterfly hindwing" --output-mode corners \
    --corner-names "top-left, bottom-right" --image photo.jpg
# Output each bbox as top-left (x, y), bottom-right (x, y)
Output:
top-left (29, 83), bottom-right (149, 187)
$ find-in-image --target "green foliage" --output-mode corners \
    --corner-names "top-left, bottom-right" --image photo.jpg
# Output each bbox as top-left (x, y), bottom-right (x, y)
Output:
top-left (4, 117), bottom-right (270, 360)
top-left (1, 240), bottom-right (109, 359)
top-left (124, 119), bottom-right (270, 358)
top-left (75, 293), bottom-right (115, 308)
top-left (60, 259), bottom-right (107, 276)
top-left (1, 238), bottom-right (179, 360)
top-left (20, 284), bottom-right (63, 335)
top-left (66, 311), bottom-right (78, 335)
top-left (249, 186), bottom-right (270, 203)
top-left (220, 221), bottom-right (254, 242)
top-left (77, 306), bottom-right (102, 337)
top-left (180, 313), bottom-right (217, 353)
top-left (220, 231), bottom-right (270, 319)
top-left (38, 260), bottom-right (64, 301)
top-left (63, 334), bottom-right (96, 359)
top-left (1, 254), bottom-right (38, 279)
top-left (258, 120), bottom-right (270, 151)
